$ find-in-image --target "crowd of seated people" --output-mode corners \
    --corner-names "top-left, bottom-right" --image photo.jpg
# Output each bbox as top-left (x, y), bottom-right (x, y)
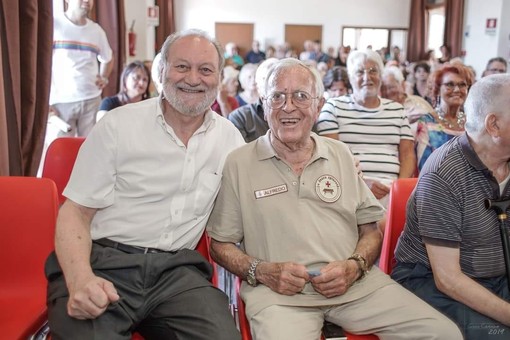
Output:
top-left (40, 24), bottom-right (510, 339)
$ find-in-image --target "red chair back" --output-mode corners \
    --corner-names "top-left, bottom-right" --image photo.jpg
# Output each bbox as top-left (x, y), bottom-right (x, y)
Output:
top-left (42, 137), bottom-right (86, 205)
top-left (0, 176), bottom-right (58, 339)
top-left (379, 178), bottom-right (418, 274)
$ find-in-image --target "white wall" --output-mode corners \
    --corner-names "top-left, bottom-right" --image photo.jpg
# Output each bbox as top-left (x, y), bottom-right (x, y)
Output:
top-left (125, 0), bottom-right (156, 63)
top-left (173, 0), bottom-right (411, 52)
top-left (463, 0), bottom-right (508, 78)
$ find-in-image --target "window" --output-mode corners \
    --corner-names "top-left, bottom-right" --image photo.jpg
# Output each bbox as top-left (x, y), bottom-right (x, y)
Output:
top-left (427, 5), bottom-right (445, 57)
top-left (426, 0), bottom-right (446, 58)
top-left (342, 27), bottom-right (408, 57)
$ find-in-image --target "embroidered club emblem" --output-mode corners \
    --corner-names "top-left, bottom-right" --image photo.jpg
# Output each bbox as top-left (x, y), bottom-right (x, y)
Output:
top-left (315, 175), bottom-right (341, 203)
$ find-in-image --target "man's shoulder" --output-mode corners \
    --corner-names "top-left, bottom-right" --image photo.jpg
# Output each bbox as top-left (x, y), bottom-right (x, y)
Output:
top-left (420, 136), bottom-right (464, 175)
top-left (229, 103), bottom-right (258, 120)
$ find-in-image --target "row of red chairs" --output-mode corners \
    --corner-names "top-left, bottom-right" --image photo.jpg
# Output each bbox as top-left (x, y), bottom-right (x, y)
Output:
top-left (0, 136), bottom-right (417, 339)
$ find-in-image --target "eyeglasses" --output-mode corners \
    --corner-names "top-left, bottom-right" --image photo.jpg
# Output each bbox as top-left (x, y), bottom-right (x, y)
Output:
top-left (265, 91), bottom-right (319, 109)
top-left (442, 82), bottom-right (468, 91)
top-left (354, 67), bottom-right (379, 77)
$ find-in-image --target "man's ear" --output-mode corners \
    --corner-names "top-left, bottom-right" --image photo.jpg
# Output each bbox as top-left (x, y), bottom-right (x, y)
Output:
top-left (485, 113), bottom-right (499, 136)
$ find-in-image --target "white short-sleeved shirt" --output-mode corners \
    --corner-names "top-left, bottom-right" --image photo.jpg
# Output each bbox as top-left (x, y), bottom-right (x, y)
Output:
top-left (207, 132), bottom-right (394, 316)
top-left (64, 97), bottom-right (245, 250)
top-left (50, 13), bottom-right (112, 104)
top-left (316, 95), bottom-right (414, 180)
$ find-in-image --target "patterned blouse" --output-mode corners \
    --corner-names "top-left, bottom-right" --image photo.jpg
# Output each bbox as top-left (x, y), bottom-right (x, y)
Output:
top-left (415, 113), bottom-right (464, 171)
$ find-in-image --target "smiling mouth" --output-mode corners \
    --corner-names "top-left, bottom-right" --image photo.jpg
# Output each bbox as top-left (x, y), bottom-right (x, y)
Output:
top-left (179, 88), bottom-right (204, 94)
top-left (280, 118), bottom-right (300, 125)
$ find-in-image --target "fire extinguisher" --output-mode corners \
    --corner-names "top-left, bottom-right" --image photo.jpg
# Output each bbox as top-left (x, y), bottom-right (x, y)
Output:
top-left (128, 20), bottom-right (136, 57)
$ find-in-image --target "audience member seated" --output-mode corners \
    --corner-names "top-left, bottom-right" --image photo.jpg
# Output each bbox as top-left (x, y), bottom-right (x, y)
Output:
top-left (299, 40), bottom-right (315, 61)
top-left (211, 66), bottom-right (240, 117)
top-left (392, 74), bottom-right (510, 339)
top-left (228, 58), bottom-right (278, 142)
top-left (265, 45), bottom-right (276, 59)
top-left (235, 63), bottom-right (259, 106)
top-left (224, 42), bottom-right (245, 69)
top-left (438, 44), bottom-right (451, 64)
top-left (316, 49), bottom-right (415, 214)
top-left (334, 45), bottom-right (350, 67)
top-left (482, 56), bottom-right (508, 77)
top-left (245, 40), bottom-right (266, 64)
top-left (313, 40), bottom-right (329, 63)
top-left (415, 63), bottom-right (474, 171)
top-left (96, 60), bottom-right (151, 121)
top-left (207, 58), bottom-right (462, 340)
top-left (381, 66), bottom-right (433, 136)
top-left (411, 61), bottom-right (432, 101)
top-left (322, 66), bottom-right (351, 100)
top-left (425, 49), bottom-right (440, 72)
top-left (44, 28), bottom-right (242, 340)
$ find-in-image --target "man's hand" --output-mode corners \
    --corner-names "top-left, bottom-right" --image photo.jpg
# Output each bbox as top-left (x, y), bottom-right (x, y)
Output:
top-left (95, 75), bottom-right (109, 90)
top-left (364, 178), bottom-right (391, 199)
top-left (67, 274), bottom-right (120, 319)
top-left (310, 260), bottom-right (359, 298)
top-left (257, 262), bottom-right (308, 296)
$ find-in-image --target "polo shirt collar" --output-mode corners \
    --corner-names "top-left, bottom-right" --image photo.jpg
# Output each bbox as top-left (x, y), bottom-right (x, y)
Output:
top-left (256, 131), bottom-right (328, 163)
top-left (459, 132), bottom-right (487, 172)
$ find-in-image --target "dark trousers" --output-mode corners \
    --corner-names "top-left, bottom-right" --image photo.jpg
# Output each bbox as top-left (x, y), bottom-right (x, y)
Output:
top-left (392, 262), bottom-right (510, 340)
top-left (45, 243), bottom-right (240, 340)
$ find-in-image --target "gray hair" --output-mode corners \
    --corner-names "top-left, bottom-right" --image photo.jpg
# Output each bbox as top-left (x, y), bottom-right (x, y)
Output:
top-left (464, 74), bottom-right (510, 134)
top-left (346, 49), bottom-right (385, 79)
top-left (264, 58), bottom-right (324, 98)
top-left (382, 65), bottom-right (405, 83)
top-left (159, 29), bottom-right (225, 77)
top-left (255, 58), bottom-right (279, 96)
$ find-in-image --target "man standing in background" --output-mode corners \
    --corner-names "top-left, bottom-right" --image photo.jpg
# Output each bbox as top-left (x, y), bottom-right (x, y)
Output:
top-left (49, 0), bottom-right (113, 137)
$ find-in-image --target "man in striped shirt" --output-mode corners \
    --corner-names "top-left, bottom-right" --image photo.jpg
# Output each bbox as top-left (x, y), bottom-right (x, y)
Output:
top-left (49, 0), bottom-right (113, 138)
top-left (316, 49), bottom-right (415, 228)
top-left (392, 74), bottom-right (510, 339)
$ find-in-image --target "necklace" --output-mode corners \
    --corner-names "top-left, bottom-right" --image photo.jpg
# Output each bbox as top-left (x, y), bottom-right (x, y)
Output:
top-left (436, 107), bottom-right (466, 129)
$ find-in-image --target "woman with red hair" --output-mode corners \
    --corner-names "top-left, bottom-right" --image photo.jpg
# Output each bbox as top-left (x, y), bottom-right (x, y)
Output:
top-left (415, 64), bottom-right (474, 171)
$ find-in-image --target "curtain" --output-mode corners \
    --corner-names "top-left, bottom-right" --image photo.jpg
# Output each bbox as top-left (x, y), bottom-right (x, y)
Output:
top-left (0, 0), bottom-right (53, 176)
top-left (406, 0), bottom-right (428, 62)
top-left (95, 0), bottom-right (126, 98)
top-left (155, 0), bottom-right (175, 53)
top-left (444, 0), bottom-right (464, 58)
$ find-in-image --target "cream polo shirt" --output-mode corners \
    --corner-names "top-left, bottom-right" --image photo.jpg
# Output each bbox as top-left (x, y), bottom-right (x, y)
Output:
top-left (207, 132), bottom-right (394, 317)
top-left (64, 97), bottom-right (245, 250)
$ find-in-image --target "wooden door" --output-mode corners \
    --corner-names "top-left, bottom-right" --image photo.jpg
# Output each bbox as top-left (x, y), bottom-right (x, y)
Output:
top-left (285, 25), bottom-right (323, 54)
top-left (215, 23), bottom-right (254, 58)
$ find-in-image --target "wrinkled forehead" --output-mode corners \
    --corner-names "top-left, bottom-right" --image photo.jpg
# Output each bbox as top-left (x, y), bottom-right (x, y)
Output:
top-left (267, 66), bottom-right (314, 93)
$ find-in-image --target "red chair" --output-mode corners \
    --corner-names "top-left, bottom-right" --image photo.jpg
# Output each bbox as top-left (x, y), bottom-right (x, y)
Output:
top-left (0, 177), bottom-right (58, 340)
top-left (236, 277), bottom-right (378, 340)
top-left (379, 178), bottom-right (418, 275)
top-left (41, 137), bottom-right (86, 205)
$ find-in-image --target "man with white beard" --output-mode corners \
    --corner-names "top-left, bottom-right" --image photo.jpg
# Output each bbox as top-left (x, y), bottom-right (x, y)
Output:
top-left (45, 29), bottom-right (243, 340)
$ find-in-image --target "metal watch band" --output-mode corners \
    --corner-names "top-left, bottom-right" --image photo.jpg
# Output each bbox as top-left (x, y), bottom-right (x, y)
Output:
top-left (247, 258), bottom-right (261, 286)
top-left (348, 253), bottom-right (368, 281)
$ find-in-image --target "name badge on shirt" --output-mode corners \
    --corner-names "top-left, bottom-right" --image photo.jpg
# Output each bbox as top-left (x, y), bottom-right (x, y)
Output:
top-left (316, 175), bottom-right (341, 203)
top-left (254, 184), bottom-right (288, 199)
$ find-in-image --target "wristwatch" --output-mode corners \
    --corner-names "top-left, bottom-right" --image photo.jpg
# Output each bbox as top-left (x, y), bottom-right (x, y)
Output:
top-left (348, 253), bottom-right (369, 281)
top-left (246, 258), bottom-right (261, 287)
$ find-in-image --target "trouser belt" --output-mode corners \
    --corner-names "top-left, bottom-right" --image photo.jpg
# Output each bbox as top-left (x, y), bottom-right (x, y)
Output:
top-left (93, 238), bottom-right (175, 254)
